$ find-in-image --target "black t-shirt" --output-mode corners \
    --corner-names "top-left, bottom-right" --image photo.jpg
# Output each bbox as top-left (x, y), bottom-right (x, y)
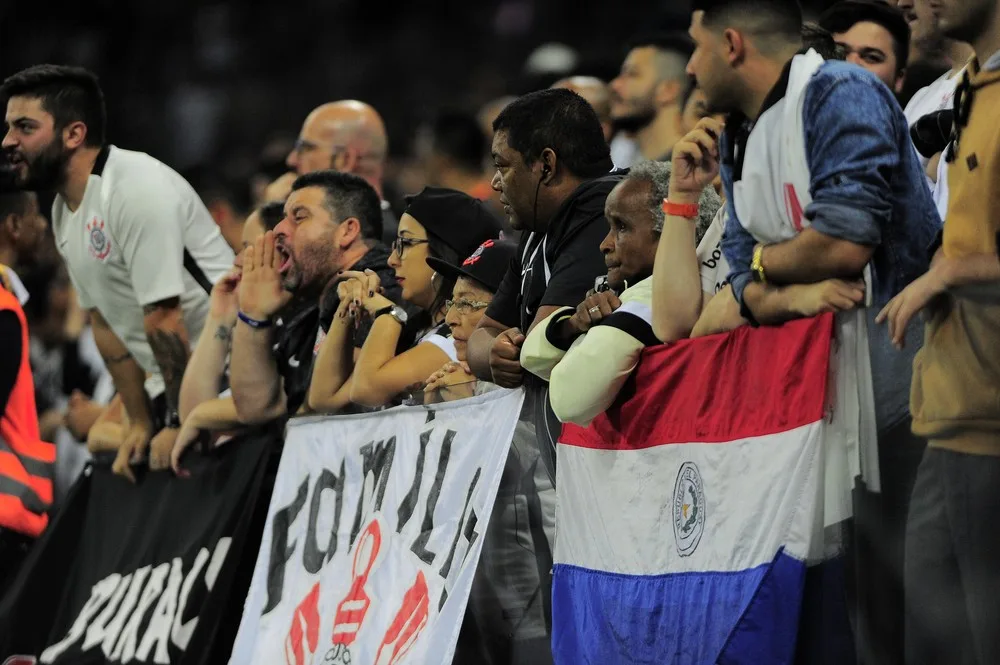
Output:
top-left (486, 173), bottom-right (624, 333)
top-left (484, 173), bottom-right (623, 483)
top-left (273, 300), bottom-right (320, 416)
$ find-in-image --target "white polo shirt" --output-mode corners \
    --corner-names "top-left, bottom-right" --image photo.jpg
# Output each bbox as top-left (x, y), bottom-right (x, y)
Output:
top-left (51, 145), bottom-right (234, 384)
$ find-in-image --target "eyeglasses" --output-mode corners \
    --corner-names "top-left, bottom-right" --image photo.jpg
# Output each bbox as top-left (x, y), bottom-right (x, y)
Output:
top-left (446, 298), bottom-right (491, 314)
top-left (391, 236), bottom-right (429, 259)
top-left (292, 138), bottom-right (383, 162)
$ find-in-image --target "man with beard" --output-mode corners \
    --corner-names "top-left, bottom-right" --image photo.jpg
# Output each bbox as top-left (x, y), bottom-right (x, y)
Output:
top-left (684, 0), bottom-right (941, 661)
top-left (230, 170), bottom-right (402, 421)
top-left (609, 33), bottom-right (694, 161)
top-left (1, 65), bottom-right (234, 480)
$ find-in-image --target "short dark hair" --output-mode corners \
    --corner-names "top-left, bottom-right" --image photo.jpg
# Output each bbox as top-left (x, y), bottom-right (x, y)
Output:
top-left (0, 191), bottom-right (33, 225)
top-left (1, 65), bottom-right (106, 147)
top-left (259, 201), bottom-right (285, 232)
top-left (493, 88), bottom-right (612, 178)
top-left (290, 170), bottom-right (383, 242)
top-left (182, 166), bottom-right (253, 217)
top-left (818, 0), bottom-right (910, 74)
top-left (694, 0), bottom-right (804, 44)
top-left (430, 111), bottom-right (486, 174)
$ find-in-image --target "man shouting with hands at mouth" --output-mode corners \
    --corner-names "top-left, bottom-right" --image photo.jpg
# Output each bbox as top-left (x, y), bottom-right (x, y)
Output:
top-left (230, 170), bottom-right (400, 423)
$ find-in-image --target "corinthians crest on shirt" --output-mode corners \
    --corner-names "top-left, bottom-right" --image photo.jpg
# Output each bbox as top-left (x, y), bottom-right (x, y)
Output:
top-left (86, 217), bottom-right (112, 261)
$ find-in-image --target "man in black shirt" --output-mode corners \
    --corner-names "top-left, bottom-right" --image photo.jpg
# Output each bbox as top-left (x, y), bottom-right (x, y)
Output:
top-left (230, 171), bottom-right (402, 421)
top-left (468, 88), bottom-right (621, 481)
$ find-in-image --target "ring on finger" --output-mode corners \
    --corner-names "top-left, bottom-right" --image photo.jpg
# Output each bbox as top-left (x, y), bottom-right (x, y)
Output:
top-left (588, 306), bottom-right (601, 316)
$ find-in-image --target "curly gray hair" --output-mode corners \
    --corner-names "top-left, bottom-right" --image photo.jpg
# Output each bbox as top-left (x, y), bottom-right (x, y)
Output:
top-left (626, 160), bottom-right (723, 246)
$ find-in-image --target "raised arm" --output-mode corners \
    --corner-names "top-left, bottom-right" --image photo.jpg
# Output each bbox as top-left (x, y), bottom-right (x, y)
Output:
top-left (346, 272), bottom-right (451, 407)
top-left (231, 232), bottom-right (292, 424)
top-left (307, 282), bottom-right (360, 413)
top-left (654, 118), bottom-right (726, 342)
top-left (179, 267), bottom-right (241, 421)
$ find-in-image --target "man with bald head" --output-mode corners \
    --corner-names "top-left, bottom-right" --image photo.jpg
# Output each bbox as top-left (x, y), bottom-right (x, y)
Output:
top-left (282, 100), bottom-right (398, 244)
top-left (552, 76), bottom-right (613, 142)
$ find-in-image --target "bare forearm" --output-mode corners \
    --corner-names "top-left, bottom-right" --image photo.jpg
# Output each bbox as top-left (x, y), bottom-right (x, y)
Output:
top-left (230, 322), bottom-right (285, 422)
top-left (143, 301), bottom-right (191, 415)
top-left (92, 315), bottom-right (151, 427)
top-left (743, 282), bottom-right (807, 325)
top-left (761, 229), bottom-right (874, 285)
top-left (350, 316), bottom-right (404, 401)
top-left (653, 216), bottom-right (703, 342)
top-left (307, 319), bottom-right (355, 412)
top-left (468, 326), bottom-right (501, 381)
top-left (186, 397), bottom-right (243, 432)
top-left (179, 315), bottom-right (232, 421)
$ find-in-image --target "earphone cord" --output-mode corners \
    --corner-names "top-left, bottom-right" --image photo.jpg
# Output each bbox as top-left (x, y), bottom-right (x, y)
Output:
top-left (530, 170), bottom-right (544, 232)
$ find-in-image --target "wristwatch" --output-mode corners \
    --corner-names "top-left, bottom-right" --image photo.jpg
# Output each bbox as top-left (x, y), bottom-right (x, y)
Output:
top-left (373, 305), bottom-right (408, 326)
top-left (751, 243), bottom-right (767, 283)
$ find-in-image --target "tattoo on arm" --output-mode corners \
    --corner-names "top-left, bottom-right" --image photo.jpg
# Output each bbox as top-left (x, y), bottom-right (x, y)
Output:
top-left (214, 325), bottom-right (233, 344)
top-left (106, 351), bottom-right (133, 365)
top-left (148, 329), bottom-right (190, 412)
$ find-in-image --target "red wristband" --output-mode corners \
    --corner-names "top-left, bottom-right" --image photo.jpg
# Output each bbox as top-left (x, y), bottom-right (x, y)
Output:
top-left (662, 199), bottom-right (700, 219)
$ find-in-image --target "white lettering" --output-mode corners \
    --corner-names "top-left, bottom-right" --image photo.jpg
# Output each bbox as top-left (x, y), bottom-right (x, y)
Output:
top-left (171, 547), bottom-right (208, 650)
top-left (39, 576), bottom-right (119, 663)
top-left (136, 559), bottom-right (184, 665)
top-left (103, 566), bottom-right (151, 657)
top-left (82, 574), bottom-right (128, 651)
top-left (113, 562), bottom-right (170, 662)
top-left (205, 537), bottom-right (232, 591)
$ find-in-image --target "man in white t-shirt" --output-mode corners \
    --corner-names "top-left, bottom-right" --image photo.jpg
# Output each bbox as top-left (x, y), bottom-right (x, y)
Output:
top-left (2, 65), bottom-right (234, 480)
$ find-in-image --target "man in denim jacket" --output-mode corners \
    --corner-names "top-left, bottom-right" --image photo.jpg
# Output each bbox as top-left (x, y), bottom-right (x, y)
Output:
top-left (682, 1), bottom-right (942, 663)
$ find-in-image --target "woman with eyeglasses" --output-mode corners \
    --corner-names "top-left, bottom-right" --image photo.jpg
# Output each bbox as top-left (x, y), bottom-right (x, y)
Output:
top-left (307, 187), bottom-right (501, 412)
top-left (422, 239), bottom-right (518, 402)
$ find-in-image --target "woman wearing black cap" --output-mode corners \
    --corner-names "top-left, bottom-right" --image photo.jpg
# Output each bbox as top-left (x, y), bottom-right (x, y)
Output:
top-left (422, 239), bottom-right (518, 401)
top-left (307, 187), bottom-right (501, 412)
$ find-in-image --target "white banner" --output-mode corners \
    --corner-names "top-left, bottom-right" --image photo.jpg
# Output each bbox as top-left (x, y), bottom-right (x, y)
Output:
top-left (229, 389), bottom-right (524, 665)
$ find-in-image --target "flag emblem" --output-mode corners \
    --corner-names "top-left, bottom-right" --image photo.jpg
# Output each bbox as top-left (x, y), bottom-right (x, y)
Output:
top-left (672, 461), bottom-right (706, 557)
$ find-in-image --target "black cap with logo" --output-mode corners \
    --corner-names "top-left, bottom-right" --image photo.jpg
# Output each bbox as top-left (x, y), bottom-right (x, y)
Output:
top-left (426, 238), bottom-right (517, 293)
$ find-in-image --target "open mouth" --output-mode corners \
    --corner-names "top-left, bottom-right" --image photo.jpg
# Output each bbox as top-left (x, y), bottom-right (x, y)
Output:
top-left (275, 243), bottom-right (292, 274)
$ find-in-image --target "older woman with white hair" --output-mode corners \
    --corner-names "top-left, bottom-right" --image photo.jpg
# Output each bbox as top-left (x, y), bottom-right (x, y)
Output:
top-left (520, 160), bottom-right (722, 426)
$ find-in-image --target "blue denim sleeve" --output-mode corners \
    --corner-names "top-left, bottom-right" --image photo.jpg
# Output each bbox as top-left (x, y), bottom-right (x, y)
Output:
top-left (718, 157), bottom-right (756, 316)
top-left (803, 68), bottom-right (901, 246)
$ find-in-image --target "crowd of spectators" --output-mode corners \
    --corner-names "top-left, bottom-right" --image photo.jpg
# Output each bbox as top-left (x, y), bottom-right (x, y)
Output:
top-left (2, 0), bottom-right (1000, 662)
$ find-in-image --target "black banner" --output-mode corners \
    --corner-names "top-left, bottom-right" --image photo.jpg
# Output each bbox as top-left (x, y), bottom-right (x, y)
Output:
top-left (0, 425), bottom-right (280, 665)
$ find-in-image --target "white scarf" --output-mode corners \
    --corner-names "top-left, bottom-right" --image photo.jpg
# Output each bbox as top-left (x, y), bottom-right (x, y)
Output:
top-left (731, 50), bottom-right (881, 511)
